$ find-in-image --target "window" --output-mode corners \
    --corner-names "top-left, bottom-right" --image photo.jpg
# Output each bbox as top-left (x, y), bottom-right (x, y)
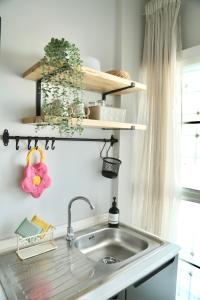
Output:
top-left (176, 46), bottom-right (200, 300)
top-left (182, 61), bottom-right (200, 194)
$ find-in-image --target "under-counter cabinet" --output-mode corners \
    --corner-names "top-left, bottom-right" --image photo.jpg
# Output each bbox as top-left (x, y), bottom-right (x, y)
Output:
top-left (108, 255), bottom-right (178, 300)
top-left (126, 256), bottom-right (178, 300)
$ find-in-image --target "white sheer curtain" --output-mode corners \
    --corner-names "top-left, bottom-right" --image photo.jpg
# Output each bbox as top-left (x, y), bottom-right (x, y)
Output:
top-left (131, 0), bottom-right (182, 240)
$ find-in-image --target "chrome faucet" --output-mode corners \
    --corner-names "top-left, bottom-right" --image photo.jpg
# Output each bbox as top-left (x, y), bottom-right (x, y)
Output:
top-left (66, 196), bottom-right (95, 242)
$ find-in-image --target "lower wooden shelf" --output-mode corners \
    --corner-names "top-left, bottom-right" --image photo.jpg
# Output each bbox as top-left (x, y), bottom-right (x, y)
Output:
top-left (22, 116), bottom-right (146, 130)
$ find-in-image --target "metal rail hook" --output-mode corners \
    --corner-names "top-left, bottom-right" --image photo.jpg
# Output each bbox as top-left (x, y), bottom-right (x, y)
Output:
top-left (27, 137), bottom-right (32, 150)
top-left (45, 137), bottom-right (50, 150)
top-left (51, 138), bottom-right (55, 150)
top-left (34, 137), bottom-right (39, 150)
top-left (16, 137), bottom-right (20, 150)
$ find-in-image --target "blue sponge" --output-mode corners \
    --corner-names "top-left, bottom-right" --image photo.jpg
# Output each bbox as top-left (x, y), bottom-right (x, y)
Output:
top-left (15, 218), bottom-right (42, 238)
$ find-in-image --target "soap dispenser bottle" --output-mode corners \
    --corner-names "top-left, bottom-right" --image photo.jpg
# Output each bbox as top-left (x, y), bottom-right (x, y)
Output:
top-left (108, 197), bottom-right (119, 228)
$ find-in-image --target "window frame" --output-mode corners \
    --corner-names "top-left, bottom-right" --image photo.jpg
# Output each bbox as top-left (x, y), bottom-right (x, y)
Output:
top-left (181, 45), bottom-right (200, 203)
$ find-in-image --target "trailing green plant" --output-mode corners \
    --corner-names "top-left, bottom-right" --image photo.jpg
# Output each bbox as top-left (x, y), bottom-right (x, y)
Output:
top-left (40, 38), bottom-right (84, 135)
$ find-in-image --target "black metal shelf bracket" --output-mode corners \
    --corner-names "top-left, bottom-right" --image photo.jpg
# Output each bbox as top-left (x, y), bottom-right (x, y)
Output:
top-left (36, 79), bottom-right (42, 116)
top-left (2, 129), bottom-right (118, 150)
top-left (102, 82), bottom-right (135, 101)
top-left (184, 121), bottom-right (200, 124)
top-left (102, 125), bottom-right (135, 131)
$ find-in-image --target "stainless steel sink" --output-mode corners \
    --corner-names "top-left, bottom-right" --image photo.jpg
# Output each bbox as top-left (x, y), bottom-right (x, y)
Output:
top-left (74, 226), bottom-right (161, 266)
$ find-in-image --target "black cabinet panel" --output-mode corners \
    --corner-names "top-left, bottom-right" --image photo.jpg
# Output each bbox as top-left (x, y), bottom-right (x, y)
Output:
top-left (126, 256), bottom-right (178, 300)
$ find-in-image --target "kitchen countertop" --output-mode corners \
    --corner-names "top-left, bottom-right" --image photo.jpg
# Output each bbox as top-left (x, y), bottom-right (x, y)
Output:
top-left (0, 217), bottom-right (180, 300)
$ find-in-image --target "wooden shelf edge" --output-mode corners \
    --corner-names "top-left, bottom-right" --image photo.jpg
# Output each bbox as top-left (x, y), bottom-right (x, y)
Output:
top-left (22, 116), bottom-right (146, 130)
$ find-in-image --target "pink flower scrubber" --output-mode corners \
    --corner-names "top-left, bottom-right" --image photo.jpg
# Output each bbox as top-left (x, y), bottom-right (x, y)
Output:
top-left (21, 147), bottom-right (51, 198)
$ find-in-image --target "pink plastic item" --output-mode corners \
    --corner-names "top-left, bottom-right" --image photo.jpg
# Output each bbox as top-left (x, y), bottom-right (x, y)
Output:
top-left (21, 148), bottom-right (51, 198)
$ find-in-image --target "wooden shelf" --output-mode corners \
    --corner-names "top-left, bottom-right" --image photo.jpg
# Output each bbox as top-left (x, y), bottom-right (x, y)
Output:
top-left (22, 61), bottom-right (147, 131)
top-left (23, 61), bottom-right (146, 95)
top-left (22, 116), bottom-right (146, 130)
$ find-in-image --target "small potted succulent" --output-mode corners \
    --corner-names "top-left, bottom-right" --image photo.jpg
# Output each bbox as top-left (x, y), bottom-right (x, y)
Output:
top-left (41, 38), bottom-right (84, 135)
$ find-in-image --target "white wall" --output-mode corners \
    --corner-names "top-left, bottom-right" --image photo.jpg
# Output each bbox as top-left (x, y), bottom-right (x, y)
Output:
top-left (0, 0), bottom-right (118, 239)
top-left (0, 0), bottom-right (146, 239)
top-left (181, 0), bottom-right (200, 50)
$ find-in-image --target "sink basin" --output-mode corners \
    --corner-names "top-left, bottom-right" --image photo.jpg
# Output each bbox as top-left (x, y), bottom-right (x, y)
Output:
top-left (74, 226), bottom-right (157, 265)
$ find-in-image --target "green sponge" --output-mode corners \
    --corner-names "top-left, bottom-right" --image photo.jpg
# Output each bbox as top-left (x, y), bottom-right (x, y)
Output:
top-left (15, 218), bottom-right (42, 238)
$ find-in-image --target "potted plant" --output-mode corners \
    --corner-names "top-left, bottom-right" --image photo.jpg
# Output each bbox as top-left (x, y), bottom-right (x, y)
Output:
top-left (41, 38), bottom-right (84, 135)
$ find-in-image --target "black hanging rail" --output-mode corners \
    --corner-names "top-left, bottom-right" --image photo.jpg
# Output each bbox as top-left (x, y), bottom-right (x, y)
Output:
top-left (2, 129), bottom-right (118, 150)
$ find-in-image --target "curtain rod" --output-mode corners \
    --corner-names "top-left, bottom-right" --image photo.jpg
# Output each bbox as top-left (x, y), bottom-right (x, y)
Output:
top-left (141, 0), bottom-right (185, 16)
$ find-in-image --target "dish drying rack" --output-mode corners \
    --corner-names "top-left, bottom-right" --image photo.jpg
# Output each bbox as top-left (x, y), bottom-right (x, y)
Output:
top-left (16, 229), bottom-right (57, 260)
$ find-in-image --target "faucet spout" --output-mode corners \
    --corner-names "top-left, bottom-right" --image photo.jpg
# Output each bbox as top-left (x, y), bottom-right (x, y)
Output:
top-left (66, 196), bottom-right (95, 243)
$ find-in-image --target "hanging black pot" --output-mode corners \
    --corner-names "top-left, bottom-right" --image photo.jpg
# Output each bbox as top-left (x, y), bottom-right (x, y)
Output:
top-left (100, 142), bottom-right (121, 179)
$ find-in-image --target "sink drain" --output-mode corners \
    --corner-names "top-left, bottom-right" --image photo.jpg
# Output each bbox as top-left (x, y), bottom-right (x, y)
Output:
top-left (102, 256), bottom-right (119, 264)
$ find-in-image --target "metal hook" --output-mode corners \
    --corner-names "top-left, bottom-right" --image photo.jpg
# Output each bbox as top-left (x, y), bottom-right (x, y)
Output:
top-left (110, 135), bottom-right (116, 147)
top-left (34, 137), bottom-right (39, 150)
top-left (45, 137), bottom-right (49, 150)
top-left (27, 137), bottom-right (32, 150)
top-left (100, 141), bottom-right (107, 159)
top-left (105, 135), bottom-right (115, 157)
top-left (51, 138), bottom-right (55, 150)
top-left (16, 137), bottom-right (20, 150)
top-left (106, 144), bottom-right (111, 157)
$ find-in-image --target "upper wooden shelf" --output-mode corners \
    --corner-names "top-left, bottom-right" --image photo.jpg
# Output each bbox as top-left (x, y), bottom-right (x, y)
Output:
top-left (22, 61), bottom-right (147, 95)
